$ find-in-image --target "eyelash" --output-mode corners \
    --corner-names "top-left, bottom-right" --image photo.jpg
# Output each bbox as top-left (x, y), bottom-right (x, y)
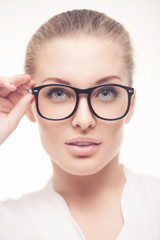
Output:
top-left (95, 87), bottom-right (118, 98)
top-left (46, 88), bottom-right (71, 99)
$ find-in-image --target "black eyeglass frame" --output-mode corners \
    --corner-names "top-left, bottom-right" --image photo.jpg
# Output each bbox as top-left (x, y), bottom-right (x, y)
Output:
top-left (32, 84), bottom-right (134, 121)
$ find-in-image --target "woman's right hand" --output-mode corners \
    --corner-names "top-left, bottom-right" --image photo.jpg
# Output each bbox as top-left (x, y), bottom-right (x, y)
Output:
top-left (0, 74), bottom-right (36, 145)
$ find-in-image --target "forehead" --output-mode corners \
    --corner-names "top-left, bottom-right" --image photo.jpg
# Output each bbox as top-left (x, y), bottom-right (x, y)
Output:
top-left (34, 37), bottom-right (127, 87)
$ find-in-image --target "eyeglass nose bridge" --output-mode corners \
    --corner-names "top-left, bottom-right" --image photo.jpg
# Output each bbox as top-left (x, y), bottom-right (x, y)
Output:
top-left (73, 87), bottom-right (95, 117)
top-left (74, 86), bottom-right (93, 96)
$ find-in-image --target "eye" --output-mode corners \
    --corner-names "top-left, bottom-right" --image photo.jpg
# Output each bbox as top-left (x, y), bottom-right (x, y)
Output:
top-left (94, 87), bottom-right (118, 100)
top-left (47, 88), bottom-right (70, 100)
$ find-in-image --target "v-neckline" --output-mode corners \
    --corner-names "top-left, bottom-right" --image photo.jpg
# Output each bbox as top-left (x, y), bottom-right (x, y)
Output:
top-left (48, 165), bottom-right (130, 240)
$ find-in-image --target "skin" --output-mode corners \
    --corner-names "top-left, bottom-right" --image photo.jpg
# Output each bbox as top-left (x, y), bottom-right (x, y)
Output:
top-left (0, 74), bottom-right (35, 145)
top-left (26, 37), bottom-right (135, 239)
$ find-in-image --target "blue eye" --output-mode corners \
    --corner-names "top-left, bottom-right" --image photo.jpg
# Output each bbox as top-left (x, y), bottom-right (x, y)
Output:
top-left (95, 87), bottom-right (118, 100)
top-left (47, 88), bottom-right (69, 100)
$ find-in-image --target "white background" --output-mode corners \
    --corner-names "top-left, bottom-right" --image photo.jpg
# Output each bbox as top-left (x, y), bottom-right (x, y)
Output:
top-left (0, 0), bottom-right (160, 200)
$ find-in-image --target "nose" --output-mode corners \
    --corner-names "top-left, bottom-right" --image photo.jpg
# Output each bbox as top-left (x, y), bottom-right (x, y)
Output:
top-left (72, 96), bottom-right (96, 129)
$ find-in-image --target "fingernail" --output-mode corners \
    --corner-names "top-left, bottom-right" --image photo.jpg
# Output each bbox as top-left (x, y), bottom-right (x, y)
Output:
top-left (30, 79), bottom-right (36, 83)
top-left (30, 96), bottom-right (35, 104)
top-left (23, 74), bottom-right (30, 77)
top-left (22, 74), bottom-right (31, 79)
top-left (9, 82), bottom-right (16, 86)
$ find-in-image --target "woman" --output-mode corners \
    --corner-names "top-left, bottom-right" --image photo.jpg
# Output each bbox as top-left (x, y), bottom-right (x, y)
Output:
top-left (0, 9), bottom-right (159, 240)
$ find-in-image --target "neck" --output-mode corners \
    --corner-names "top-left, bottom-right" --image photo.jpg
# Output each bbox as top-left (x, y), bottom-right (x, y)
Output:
top-left (52, 156), bottom-right (125, 202)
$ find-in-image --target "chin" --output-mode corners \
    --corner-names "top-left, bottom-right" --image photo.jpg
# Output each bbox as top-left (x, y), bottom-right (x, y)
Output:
top-left (57, 158), bottom-right (109, 176)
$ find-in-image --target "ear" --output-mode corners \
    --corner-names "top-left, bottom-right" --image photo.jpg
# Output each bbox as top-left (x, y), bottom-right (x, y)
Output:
top-left (26, 105), bottom-right (36, 122)
top-left (125, 90), bottom-right (136, 124)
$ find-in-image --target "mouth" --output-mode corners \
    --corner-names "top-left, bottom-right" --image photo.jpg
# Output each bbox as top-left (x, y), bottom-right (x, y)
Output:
top-left (65, 136), bottom-right (101, 156)
top-left (68, 142), bottom-right (99, 146)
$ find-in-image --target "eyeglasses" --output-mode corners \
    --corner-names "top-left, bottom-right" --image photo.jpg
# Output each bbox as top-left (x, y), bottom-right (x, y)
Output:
top-left (32, 84), bottom-right (134, 121)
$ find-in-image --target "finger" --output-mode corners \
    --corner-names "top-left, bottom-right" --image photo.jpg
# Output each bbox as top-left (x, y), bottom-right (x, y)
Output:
top-left (0, 75), bottom-right (34, 97)
top-left (0, 97), bottom-right (14, 113)
top-left (0, 76), bottom-right (17, 91)
top-left (0, 74), bottom-right (31, 96)
top-left (7, 79), bottom-right (36, 105)
top-left (9, 74), bottom-right (31, 87)
top-left (17, 79), bottom-right (36, 94)
top-left (8, 93), bottom-right (34, 132)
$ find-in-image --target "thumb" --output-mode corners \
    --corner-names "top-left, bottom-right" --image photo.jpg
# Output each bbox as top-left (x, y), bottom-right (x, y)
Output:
top-left (8, 93), bottom-right (34, 132)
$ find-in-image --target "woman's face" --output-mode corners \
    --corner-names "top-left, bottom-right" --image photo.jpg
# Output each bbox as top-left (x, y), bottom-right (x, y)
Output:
top-left (29, 37), bottom-right (135, 176)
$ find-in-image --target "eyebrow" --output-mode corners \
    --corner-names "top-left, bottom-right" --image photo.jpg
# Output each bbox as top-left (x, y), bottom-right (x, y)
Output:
top-left (42, 77), bottom-right (71, 85)
top-left (42, 75), bottom-right (121, 86)
top-left (95, 76), bottom-right (121, 85)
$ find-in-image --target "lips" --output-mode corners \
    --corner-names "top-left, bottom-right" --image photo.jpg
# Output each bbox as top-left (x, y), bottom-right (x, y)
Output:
top-left (70, 142), bottom-right (96, 146)
top-left (65, 136), bottom-right (101, 156)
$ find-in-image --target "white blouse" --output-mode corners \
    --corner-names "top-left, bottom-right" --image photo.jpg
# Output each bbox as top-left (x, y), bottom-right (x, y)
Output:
top-left (0, 166), bottom-right (160, 239)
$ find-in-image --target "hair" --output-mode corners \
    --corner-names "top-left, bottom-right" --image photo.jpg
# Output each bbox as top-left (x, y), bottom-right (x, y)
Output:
top-left (24, 9), bottom-right (134, 85)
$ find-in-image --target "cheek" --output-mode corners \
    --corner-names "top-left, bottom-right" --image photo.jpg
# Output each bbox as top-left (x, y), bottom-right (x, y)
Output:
top-left (31, 104), bottom-right (65, 153)
top-left (37, 118), bottom-right (67, 157)
top-left (100, 119), bottom-right (125, 158)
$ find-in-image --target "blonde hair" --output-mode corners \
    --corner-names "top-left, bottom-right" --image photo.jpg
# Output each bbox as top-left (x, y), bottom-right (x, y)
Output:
top-left (24, 9), bottom-right (134, 85)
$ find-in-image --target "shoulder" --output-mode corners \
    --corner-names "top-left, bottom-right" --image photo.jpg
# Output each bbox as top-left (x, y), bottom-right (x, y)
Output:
top-left (121, 167), bottom-right (160, 239)
top-left (124, 166), bottom-right (160, 217)
top-left (124, 166), bottom-right (160, 195)
top-left (0, 185), bottom-right (49, 239)
top-left (0, 180), bottom-right (84, 240)
top-left (0, 180), bottom-right (73, 239)
top-left (0, 179), bottom-right (65, 215)
top-left (0, 178), bottom-right (69, 228)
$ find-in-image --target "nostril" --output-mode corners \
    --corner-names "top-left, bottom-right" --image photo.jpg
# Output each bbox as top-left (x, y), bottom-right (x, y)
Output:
top-left (71, 98), bottom-right (96, 129)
